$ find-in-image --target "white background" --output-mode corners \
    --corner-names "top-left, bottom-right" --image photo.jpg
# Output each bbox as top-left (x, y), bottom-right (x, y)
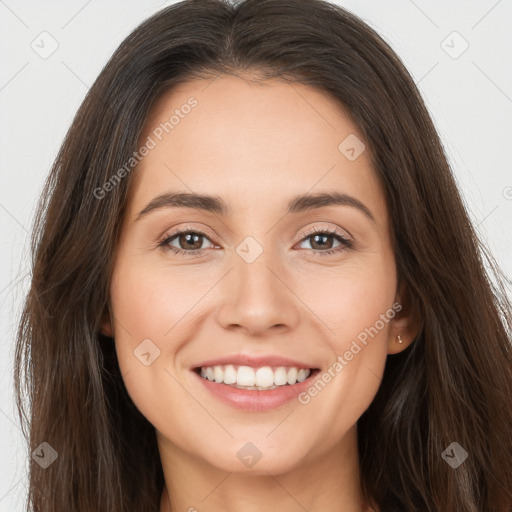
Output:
top-left (1, 1), bottom-right (511, 510)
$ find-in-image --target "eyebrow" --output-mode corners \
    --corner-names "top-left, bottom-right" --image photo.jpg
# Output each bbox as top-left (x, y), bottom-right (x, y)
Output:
top-left (136, 191), bottom-right (375, 222)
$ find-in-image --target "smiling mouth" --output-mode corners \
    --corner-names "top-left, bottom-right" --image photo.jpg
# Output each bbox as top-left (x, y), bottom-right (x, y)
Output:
top-left (193, 364), bottom-right (320, 391)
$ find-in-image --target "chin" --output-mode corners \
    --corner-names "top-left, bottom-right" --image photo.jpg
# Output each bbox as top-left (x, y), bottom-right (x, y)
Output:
top-left (199, 436), bottom-right (311, 476)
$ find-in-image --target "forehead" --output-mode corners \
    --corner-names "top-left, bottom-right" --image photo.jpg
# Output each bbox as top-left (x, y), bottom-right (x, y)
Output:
top-left (127, 74), bottom-right (386, 225)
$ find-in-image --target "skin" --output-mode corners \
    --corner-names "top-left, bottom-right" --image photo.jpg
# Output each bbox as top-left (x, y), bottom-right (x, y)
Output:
top-left (102, 73), bottom-right (418, 512)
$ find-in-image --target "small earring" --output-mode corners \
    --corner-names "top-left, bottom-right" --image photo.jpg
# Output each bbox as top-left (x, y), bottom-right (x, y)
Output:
top-left (397, 335), bottom-right (404, 344)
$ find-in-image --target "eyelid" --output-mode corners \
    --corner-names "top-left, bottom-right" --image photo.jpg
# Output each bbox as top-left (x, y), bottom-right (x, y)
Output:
top-left (157, 224), bottom-right (216, 243)
top-left (298, 223), bottom-right (352, 242)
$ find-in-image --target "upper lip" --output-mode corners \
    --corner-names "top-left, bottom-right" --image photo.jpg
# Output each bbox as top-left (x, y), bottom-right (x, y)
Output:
top-left (193, 353), bottom-right (317, 370)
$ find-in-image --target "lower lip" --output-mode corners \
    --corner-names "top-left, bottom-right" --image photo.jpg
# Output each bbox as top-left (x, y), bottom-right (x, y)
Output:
top-left (193, 369), bottom-right (319, 411)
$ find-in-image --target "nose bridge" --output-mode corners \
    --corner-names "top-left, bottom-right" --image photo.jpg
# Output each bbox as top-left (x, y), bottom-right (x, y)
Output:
top-left (215, 235), bottom-right (300, 335)
top-left (236, 243), bottom-right (281, 302)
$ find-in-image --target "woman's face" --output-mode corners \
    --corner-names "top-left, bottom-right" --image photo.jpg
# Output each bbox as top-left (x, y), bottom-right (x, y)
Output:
top-left (104, 74), bottom-right (414, 476)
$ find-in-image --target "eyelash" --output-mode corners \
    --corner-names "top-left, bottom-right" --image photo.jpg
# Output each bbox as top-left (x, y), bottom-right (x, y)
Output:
top-left (157, 226), bottom-right (353, 258)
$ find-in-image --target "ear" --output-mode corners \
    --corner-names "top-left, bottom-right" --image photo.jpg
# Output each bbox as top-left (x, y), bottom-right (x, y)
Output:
top-left (100, 304), bottom-right (114, 338)
top-left (387, 279), bottom-right (421, 354)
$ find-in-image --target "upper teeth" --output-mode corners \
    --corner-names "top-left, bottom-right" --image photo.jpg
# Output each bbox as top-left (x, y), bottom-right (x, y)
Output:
top-left (200, 365), bottom-right (311, 389)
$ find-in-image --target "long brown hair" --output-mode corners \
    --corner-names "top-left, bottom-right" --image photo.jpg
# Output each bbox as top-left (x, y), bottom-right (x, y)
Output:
top-left (14, 0), bottom-right (512, 510)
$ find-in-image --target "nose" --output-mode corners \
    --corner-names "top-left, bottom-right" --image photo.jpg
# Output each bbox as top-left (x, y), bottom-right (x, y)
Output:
top-left (215, 250), bottom-right (300, 336)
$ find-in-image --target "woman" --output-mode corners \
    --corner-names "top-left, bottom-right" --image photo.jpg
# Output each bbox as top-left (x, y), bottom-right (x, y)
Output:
top-left (14, 0), bottom-right (512, 510)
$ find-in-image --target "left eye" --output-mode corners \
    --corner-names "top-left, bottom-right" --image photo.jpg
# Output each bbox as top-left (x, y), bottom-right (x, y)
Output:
top-left (159, 230), bottom-right (214, 255)
top-left (297, 231), bottom-right (345, 251)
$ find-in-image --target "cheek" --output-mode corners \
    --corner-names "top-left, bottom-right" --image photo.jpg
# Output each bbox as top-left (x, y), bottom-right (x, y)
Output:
top-left (108, 260), bottom-right (178, 381)
top-left (108, 263), bottom-right (187, 431)
top-left (292, 250), bottom-right (397, 348)
top-left (292, 253), bottom-right (396, 432)
top-left (108, 257), bottom-right (223, 415)
top-left (110, 259), bottom-right (209, 347)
